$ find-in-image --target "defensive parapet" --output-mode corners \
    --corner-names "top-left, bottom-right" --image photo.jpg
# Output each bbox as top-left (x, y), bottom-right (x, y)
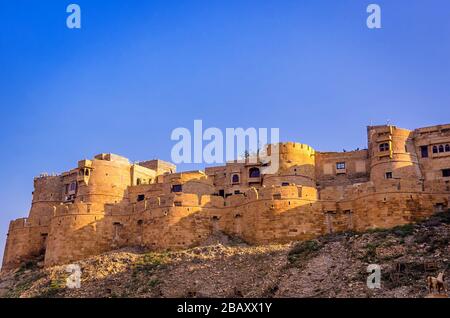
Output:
top-left (2, 217), bottom-right (49, 270)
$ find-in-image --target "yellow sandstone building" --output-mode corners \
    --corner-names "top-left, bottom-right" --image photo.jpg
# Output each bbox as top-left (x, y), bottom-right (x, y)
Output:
top-left (2, 124), bottom-right (450, 270)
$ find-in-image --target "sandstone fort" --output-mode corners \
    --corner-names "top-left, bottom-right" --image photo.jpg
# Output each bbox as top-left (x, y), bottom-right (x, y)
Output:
top-left (2, 124), bottom-right (450, 270)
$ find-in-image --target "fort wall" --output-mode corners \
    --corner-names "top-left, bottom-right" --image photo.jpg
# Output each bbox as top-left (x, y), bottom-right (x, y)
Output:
top-left (2, 123), bottom-right (450, 270)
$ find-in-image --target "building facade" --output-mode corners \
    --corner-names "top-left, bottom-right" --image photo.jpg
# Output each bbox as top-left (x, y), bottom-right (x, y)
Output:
top-left (2, 124), bottom-right (450, 270)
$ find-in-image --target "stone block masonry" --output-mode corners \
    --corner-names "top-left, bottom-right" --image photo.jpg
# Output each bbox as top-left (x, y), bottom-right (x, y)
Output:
top-left (2, 123), bottom-right (450, 270)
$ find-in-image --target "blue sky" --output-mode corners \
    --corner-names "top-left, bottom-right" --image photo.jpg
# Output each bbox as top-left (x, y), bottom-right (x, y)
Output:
top-left (1, 0), bottom-right (449, 262)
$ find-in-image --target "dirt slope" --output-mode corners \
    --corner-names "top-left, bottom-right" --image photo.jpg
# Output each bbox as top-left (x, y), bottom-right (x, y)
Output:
top-left (1, 211), bottom-right (449, 298)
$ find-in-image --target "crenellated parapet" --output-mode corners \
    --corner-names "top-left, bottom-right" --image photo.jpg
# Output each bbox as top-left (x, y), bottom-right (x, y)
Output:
top-left (8, 218), bottom-right (29, 231)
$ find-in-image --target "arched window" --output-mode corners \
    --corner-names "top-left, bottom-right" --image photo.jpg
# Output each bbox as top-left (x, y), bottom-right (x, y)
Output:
top-left (232, 174), bottom-right (240, 183)
top-left (379, 143), bottom-right (390, 152)
top-left (439, 145), bottom-right (444, 153)
top-left (446, 144), bottom-right (450, 152)
top-left (433, 146), bottom-right (438, 153)
top-left (249, 167), bottom-right (260, 178)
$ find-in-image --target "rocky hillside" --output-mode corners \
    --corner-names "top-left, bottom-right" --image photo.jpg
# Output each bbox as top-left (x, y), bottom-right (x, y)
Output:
top-left (1, 211), bottom-right (449, 298)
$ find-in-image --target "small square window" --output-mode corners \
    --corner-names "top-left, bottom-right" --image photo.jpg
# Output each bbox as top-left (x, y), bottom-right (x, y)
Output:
top-left (442, 169), bottom-right (450, 177)
top-left (171, 184), bottom-right (182, 192)
top-left (336, 162), bottom-right (346, 170)
top-left (137, 194), bottom-right (145, 202)
top-left (385, 172), bottom-right (393, 179)
top-left (379, 143), bottom-right (390, 152)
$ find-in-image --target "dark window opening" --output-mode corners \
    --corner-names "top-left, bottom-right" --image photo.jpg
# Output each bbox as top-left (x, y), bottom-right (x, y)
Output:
top-left (446, 144), bottom-right (450, 152)
top-left (137, 194), bottom-right (145, 202)
top-left (442, 169), bottom-right (450, 177)
top-left (174, 201), bottom-right (182, 207)
top-left (282, 182), bottom-right (290, 186)
top-left (136, 178), bottom-right (142, 185)
top-left (385, 172), bottom-right (393, 179)
top-left (273, 193), bottom-right (282, 200)
top-left (249, 167), bottom-right (260, 178)
top-left (420, 146), bottom-right (429, 158)
top-left (137, 220), bottom-right (143, 226)
top-left (434, 203), bottom-right (445, 212)
top-left (69, 182), bottom-right (77, 192)
top-left (439, 145), bottom-right (444, 153)
top-left (234, 190), bottom-right (241, 195)
top-left (232, 174), bottom-right (240, 183)
top-left (379, 143), bottom-right (390, 152)
top-left (218, 189), bottom-right (225, 197)
top-left (171, 184), bottom-right (182, 192)
top-left (433, 146), bottom-right (438, 153)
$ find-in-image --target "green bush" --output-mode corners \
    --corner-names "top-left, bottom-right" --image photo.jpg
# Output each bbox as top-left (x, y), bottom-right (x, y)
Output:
top-left (148, 279), bottom-right (161, 288)
top-left (363, 243), bottom-right (379, 262)
top-left (391, 224), bottom-right (415, 237)
top-left (134, 252), bottom-right (170, 273)
top-left (288, 240), bottom-right (322, 264)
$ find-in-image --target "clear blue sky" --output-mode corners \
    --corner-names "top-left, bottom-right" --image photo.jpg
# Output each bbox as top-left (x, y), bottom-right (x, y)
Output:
top-left (1, 0), bottom-right (450, 262)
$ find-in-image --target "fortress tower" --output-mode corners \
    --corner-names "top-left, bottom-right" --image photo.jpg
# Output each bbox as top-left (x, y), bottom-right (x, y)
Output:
top-left (43, 154), bottom-right (137, 266)
top-left (263, 142), bottom-right (316, 187)
top-left (368, 125), bottom-right (423, 184)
